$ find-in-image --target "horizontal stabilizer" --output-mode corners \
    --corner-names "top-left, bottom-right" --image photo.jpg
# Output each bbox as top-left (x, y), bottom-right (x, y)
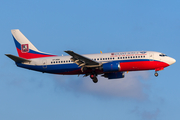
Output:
top-left (5, 54), bottom-right (31, 63)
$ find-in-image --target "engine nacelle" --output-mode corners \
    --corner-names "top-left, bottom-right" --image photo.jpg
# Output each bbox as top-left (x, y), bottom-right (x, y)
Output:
top-left (103, 72), bottom-right (125, 79)
top-left (102, 62), bottom-right (120, 72)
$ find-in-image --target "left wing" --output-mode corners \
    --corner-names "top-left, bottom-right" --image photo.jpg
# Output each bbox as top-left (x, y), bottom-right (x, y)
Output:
top-left (64, 51), bottom-right (100, 68)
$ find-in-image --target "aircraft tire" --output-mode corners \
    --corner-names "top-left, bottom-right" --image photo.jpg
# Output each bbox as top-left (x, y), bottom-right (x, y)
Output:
top-left (155, 72), bottom-right (158, 77)
top-left (90, 73), bottom-right (98, 83)
top-left (93, 78), bottom-right (98, 83)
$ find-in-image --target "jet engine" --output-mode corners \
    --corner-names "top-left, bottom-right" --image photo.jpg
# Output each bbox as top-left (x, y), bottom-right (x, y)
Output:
top-left (102, 72), bottom-right (125, 79)
top-left (102, 62), bottom-right (120, 72)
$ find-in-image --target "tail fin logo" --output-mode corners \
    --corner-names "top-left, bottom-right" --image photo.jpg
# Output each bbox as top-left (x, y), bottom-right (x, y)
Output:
top-left (21, 44), bottom-right (29, 53)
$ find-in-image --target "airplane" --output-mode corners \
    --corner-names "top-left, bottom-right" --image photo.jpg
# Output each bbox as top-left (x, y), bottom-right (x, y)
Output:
top-left (5, 29), bottom-right (176, 83)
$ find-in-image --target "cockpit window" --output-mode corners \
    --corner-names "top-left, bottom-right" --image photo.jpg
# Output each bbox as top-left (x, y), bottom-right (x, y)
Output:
top-left (159, 53), bottom-right (167, 57)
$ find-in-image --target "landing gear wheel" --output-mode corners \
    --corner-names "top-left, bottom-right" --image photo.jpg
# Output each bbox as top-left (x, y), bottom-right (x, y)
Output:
top-left (154, 72), bottom-right (158, 77)
top-left (90, 74), bottom-right (98, 83)
top-left (93, 78), bottom-right (98, 83)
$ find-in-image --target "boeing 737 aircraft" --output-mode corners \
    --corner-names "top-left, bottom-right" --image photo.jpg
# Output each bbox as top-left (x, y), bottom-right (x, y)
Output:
top-left (5, 29), bottom-right (176, 83)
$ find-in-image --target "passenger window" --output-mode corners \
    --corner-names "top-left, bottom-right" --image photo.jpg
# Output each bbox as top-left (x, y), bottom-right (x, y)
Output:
top-left (97, 58), bottom-right (99, 60)
top-left (136, 56), bottom-right (137, 58)
top-left (133, 56), bottom-right (135, 58)
top-left (110, 58), bottom-right (112, 60)
top-left (120, 57), bottom-right (122, 59)
top-left (113, 58), bottom-right (114, 59)
top-left (138, 56), bottom-right (140, 58)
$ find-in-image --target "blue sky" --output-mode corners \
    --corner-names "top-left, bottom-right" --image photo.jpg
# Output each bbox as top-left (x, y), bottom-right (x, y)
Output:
top-left (0, 0), bottom-right (180, 120)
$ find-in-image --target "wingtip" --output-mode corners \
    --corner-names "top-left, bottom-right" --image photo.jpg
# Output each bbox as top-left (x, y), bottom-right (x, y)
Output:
top-left (5, 54), bottom-right (10, 56)
top-left (64, 50), bottom-right (73, 53)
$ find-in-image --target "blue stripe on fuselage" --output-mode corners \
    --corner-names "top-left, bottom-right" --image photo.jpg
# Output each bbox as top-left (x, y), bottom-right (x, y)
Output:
top-left (16, 63), bottom-right (80, 74)
top-left (16, 59), bottom-right (157, 74)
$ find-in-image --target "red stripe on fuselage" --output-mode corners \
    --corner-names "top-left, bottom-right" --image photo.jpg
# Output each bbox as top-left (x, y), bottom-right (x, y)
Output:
top-left (57, 61), bottom-right (169, 75)
top-left (16, 48), bottom-right (56, 59)
top-left (120, 61), bottom-right (169, 71)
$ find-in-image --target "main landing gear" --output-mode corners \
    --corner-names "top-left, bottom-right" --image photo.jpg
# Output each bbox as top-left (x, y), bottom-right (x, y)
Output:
top-left (154, 72), bottom-right (158, 77)
top-left (90, 74), bottom-right (98, 83)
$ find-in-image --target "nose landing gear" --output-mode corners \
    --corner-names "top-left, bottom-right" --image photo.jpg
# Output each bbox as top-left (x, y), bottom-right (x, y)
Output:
top-left (90, 74), bottom-right (98, 83)
top-left (154, 68), bottom-right (164, 77)
top-left (154, 72), bottom-right (158, 77)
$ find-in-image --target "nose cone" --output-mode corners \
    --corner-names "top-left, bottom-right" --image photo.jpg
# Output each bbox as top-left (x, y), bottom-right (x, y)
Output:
top-left (169, 57), bottom-right (176, 65)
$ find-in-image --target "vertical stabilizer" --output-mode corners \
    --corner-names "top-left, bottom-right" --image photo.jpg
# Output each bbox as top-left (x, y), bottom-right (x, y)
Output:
top-left (11, 29), bottom-right (56, 59)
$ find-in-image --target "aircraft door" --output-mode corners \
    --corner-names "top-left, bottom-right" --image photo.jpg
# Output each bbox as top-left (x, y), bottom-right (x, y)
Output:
top-left (42, 59), bottom-right (47, 69)
top-left (149, 53), bottom-right (154, 61)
